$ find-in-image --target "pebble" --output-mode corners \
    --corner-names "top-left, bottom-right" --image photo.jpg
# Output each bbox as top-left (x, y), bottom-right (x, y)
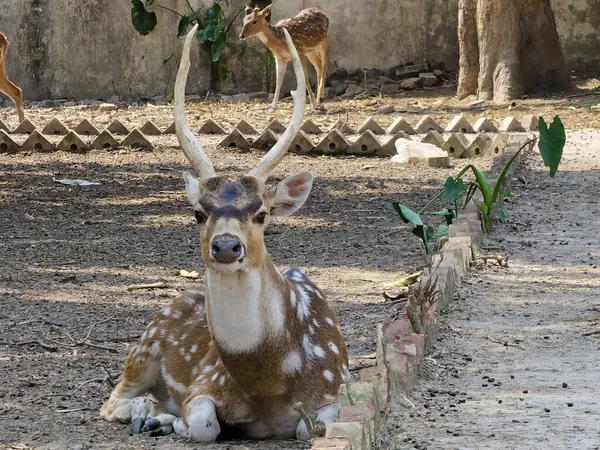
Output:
top-left (523, 390), bottom-right (529, 394)
top-left (567, 402), bottom-right (574, 407)
top-left (544, 408), bottom-right (551, 412)
top-left (562, 382), bottom-right (568, 388)
top-left (498, 400), bottom-right (502, 404)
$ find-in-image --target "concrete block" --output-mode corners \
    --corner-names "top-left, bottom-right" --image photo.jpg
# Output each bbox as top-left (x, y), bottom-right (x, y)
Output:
top-left (400, 77), bottom-right (423, 90)
top-left (290, 130), bottom-right (314, 155)
top-left (499, 116), bottom-right (526, 132)
top-left (338, 405), bottom-right (375, 447)
top-left (198, 118), bottom-right (226, 134)
top-left (251, 129), bottom-right (278, 151)
top-left (326, 421), bottom-right (370, 450)
top-left (311, 437), bottom-right (352, 449)
top-left (379, 132), bottom-right (411, 156)
top-left (385, 331), bottom-right (425, 398)
top-left (107, 119), bottom-right (130, 135)
top-left (74, 119), bottom-right (100, 136)
top-left (521, 114), bottom-right (539, 131)
top-left (13, 118), bottom-right (36, 134)
top-left (349, 131), bottom-right (381, 155)
top-left (163, 121), bottom-right (176, 134)
top-left (484, 134), bottom-right (507, 157)
top-left (329, 118), bottom-right (355, 134)
top-left (0, 119), bottom-right (9, 132)
top-left (420, 130), bottom-right (445, 148)
top-left (57, 131), bottom-right (90, 153)
top-left (300, 119), bottom-right (323, 134)
top-left (386, 117), bottom-right (416, 135)
top-left (442, 133), bottom-right (469, 158)
top-left (380, 83), bottom-right (400, 93)
top-left (22, 130), bottom-right (55, 152)
top-left (445, 115), bottom-right (475, 134)
top-left (357, 117), bottom-right (385, 135)
top-left (358, 366), bottom-right (388, 409)
top-left (466, 134), bottom-right (489, 158)
top-left (121, 128), bottom-right (154, 149)
top-left (473, 117), bottom-right (498, 133)
top-left (265, 118), bottom-right (286, 134)
top-left (139, 120), bottom-right (162, 136)
top-left (415, 115), bottom-right (443, 134)
top-left (428, 156), bottom-right (451, 168)
top-left (235, 119), bottom-right (258, 135)
top-left (338, 382), bottom-right (380, 414)
top-left (395, 63), bottom-right (428, 79)
top-left (42, 118), bottom-right (69, 135)
top-left (218, 128), bottom-right (250, 149)
top-left (419, 72), bottom-right (441, 87)
top-left (92, 130), bottom-right (120, 150)
top-left (0, 130), bottom-right (19, 153)
top-left (315, 129), bottom-right (351, 155)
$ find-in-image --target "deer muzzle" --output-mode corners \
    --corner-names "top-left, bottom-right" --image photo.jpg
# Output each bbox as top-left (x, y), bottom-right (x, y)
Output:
top-left (211, 234), bottom-right (244, 264)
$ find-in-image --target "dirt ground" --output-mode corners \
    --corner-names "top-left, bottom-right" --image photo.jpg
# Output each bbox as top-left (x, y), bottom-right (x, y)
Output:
top-left (389, 129), bottom-right (600, 449)
top-left (0, 84), bottom-right (599, 449)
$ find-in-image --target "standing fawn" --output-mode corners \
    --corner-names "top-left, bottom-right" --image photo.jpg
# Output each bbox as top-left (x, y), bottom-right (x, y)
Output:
top-left (100, 25), bottom-right (349, 443)
top-left (239, 5), bottom-right (328, 112)
top-left (0, 32), bottom-right (24, 123)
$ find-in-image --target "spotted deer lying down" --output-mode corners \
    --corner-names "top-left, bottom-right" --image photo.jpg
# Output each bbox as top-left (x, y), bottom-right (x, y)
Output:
top-left (99, 24), bottom-right (349, 443)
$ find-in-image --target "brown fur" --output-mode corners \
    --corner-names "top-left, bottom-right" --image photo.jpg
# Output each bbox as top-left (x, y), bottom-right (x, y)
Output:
top-left (0, 32), bottom-right (24, 123)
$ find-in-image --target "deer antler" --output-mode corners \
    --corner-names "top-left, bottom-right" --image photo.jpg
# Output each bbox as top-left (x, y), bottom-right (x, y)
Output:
top-left (248, 28), bottom-right (306, 181)
top-left (174, 24), bottom-right (216, 180)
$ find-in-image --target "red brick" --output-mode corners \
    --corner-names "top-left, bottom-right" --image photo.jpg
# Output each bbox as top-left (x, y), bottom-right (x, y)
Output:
top-left (311, 436), bottom-right (352, 449)
top-left (339, 405), bottom-right (375, 422)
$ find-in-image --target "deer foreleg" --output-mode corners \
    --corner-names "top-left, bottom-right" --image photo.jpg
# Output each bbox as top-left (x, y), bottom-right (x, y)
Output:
top-left (270, 58), bottom-right (288, 112)
top-left (0, 76), bottom-right (24, 123)
top-left (295, 403), bottom-right (339, 441)
top-left (301, 56), bottom-right (318, 109)
top-left (175, 395), bottom-right (221, 442)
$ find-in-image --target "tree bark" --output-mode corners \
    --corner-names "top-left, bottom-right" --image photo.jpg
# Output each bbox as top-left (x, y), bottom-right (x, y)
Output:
top-left (457, 0), bottom-right (576, 102)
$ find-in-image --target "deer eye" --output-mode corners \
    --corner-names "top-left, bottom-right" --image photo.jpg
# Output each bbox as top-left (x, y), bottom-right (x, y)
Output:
top-left (194, 210), bottom-right (208, 224)
top-left (254, 211), bottom-right (267, 224)
top-left (252, 20), bottom-right (257, 24)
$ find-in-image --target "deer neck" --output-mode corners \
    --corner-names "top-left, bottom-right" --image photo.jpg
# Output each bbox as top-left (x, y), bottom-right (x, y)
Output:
top-left (256, 24), bottom-right (285, 53)
top-left (204, 257), bottom-right (286, 355)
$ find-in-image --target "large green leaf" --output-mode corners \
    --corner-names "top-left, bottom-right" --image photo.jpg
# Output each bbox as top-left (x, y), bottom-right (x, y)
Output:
top-left (131, 0), bottom-right (157, 36)
top-left (205, 3), bottom-right (222, 25)
top-left (196, 25), bottom-right (213, 44)
top-left (538, 116), bottom-right (566, 178)
top-left (443, 176), bottom-right (464, 202)
top-left (431, 208), bottom-right (456, 225)
top-left (210, 30), bottom-right (228, 62)
top-left (433, 224), bottom-right (449, 243)
top-left (392, 203), bottom-right (423, 226)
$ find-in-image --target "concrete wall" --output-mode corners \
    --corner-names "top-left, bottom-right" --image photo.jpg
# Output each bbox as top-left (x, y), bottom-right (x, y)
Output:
top-left (0, 0), bottom-right (597, 100)
top-left (0, 0), bottom-right (266, 100)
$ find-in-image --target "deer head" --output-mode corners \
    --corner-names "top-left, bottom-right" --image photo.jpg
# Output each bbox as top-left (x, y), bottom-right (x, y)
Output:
top-left (175, 24), bottom-right (307, 275)
top-left (239, 4), bottom-right (272, 40)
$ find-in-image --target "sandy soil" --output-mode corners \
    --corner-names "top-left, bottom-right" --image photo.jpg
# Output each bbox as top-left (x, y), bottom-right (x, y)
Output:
top-left (0, 84), bottom-right (598, 449)
top-left (388, 129), bottom-right (600, 450)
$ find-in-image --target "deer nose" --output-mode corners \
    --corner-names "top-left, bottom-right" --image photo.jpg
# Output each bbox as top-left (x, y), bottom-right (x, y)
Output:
top-left (211, 235), bottom-right (244, 264)
top-left (239, 33), bottom-right (245, 40)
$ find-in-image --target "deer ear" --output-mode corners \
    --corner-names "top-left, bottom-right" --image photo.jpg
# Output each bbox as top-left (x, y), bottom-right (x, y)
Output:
top-left (260, 4), bottom-right (272, 17)
top-left (183, 171), bottom-right (201, 206)
top-left (269, 171), bottom-right (313, 217)
top-left (245, 5), bottom-right (253, 15)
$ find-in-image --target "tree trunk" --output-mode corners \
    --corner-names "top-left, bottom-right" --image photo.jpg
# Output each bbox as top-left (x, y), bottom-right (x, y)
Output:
top-left (457, 0), bottom-right (576, 102)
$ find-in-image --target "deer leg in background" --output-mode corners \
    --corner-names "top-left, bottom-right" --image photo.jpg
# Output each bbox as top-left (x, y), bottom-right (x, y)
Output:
top-left (0, 79), bottom-right (24, 123)
top-left (270, 57), bottom-right (288, 112)
top-left (301, 56), bottom-right (318, 108)
top-left (316, 40), bottom-right (328, 102)
top-left (307, 51), bottom-right (324, 105)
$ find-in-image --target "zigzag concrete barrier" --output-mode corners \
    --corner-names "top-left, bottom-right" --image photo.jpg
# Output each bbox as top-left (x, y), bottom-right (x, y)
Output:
top-left (0, 115), bottom-right (539, 159)
top-left (309, 137), bottom-right (530, 449)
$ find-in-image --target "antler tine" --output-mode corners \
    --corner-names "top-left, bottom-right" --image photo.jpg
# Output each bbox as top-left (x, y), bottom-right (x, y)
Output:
top-left (174, 24), bottom-right (216, 180)
top-left (248, 28), bottom-right (306, 181)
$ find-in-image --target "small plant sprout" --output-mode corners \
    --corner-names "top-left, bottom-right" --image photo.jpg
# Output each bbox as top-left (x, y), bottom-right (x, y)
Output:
top-left (394, 116), bottom-right (566, 250)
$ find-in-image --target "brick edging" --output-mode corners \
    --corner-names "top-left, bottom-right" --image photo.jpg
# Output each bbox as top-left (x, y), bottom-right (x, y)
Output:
top-left (311, 135), bottom-right (535, 449)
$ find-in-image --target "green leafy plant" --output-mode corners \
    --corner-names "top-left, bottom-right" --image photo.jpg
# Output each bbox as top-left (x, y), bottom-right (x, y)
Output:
top-left (129, 0), bottom-right (247, 88)
top-left (393, 115), bottom-right (566, 250)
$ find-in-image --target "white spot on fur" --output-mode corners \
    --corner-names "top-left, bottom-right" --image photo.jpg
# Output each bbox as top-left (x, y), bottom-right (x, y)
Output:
top-left (303, 334), bottom-right (314, 360)
top-left (203, 364), bottom-right (215, 373)
top-left (150, 342), bottom-right (161, 356)
top-left (179, 347), bottom-right (186, 356)
top-left (160, 329), bottom-right (167, 337)
top-left (161, 365), bottom-right (187, 394)
top-left (296, 286), bottom-right (311, 320)
top-left (219, 375), bottom-right (225, 387)
top-left (328, 342), bottom-right (340, 355)
top-left (325, 317), bottom-right (334, 326)
top-left (323, 370), bottom-right (334, 382)
top-left (313, 345), bottom-right (326, 358)
top-left (148, 327), bottom-right (157, 338)
top-left (185, 354), bottom-right (191, 361)
top-left (162, 306), bottom-right (172, 317)
top-left (313, 318), bottom-right (320, 328)
top-left (185, 297), bottom-right (196, 306)
top-left (282, 351), bottom-right (303, 374)
top-left (190, 344), bottom-right (198, 353)
top-left (192, 367), bottom-right (198, 376)
top-left (324, 394), bottom-right (337, 402)
top-left (290, 290), bottom-right (297, 308)
top-left (211, 372), bottom-right (219, 382)
top-left (309, 325), bottom-right (316, 335)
